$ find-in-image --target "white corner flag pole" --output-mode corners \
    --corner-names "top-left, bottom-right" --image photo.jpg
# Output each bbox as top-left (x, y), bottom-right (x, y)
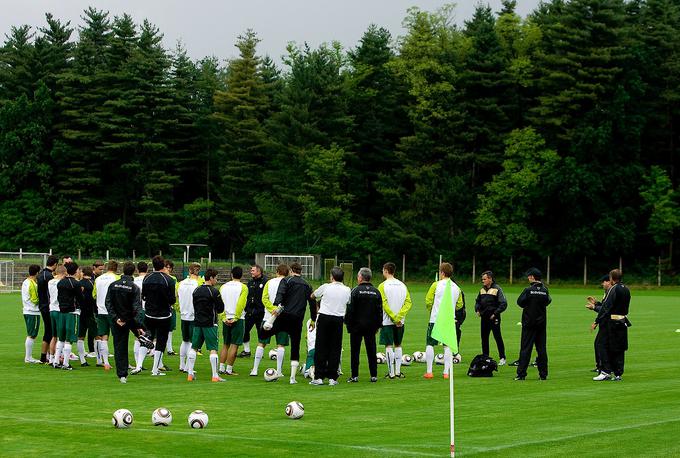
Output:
top-left (450, 359), bottom-right (456, 458)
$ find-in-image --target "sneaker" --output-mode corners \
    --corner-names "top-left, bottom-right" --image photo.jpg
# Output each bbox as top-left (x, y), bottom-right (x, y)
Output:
top-left (120, 377), bottom-right (127, 384)
top-left (328, 379), bottom-right (339, 386)
top-left (151, 371), bottom-right (167, 376)
top-left (130, 367), bottom-right (142, 375)
top-left (104, 364), bottom-right (112, 371)
top-left (510, 360), bottom-right (520, 366)
top-left (370, 377), bottom-right (378, 383)
top-left (309, 379), bottom-right (324, 386)
top-left (423, 373), bottom-right (434, 379)
top-left (612, 376), bottom-right (622, 382)
top-left (514, 376), bottom-right (525, 380)
top-left (443, 373), bottom-right (449, 380)
top-left (211, 376), bottom-right (226, 382)
top-left (347, 377), bottom-right (359, 383)
top-left (61, 365), bottom-right (73, 371)
top-left (249, 369), bottom-right (258, 376)
top-left (167, 351), bottom-right (177, 356)
top-left (81, 362), bottom-right (90, 367)
top-left (187, 374), bottom-right (195, 382)
top-left (498, 358), bottom-right (506, 366)
top-left (593, 372), bottom-right (611, 381)
top-left (238, 351), bottom-right (251, 358)
top-left (138, 334), bottom-right (155, 349)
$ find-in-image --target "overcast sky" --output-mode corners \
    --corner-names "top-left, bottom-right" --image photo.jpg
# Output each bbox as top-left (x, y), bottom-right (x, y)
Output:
top-left (2, 1), bottom-right (541, 63)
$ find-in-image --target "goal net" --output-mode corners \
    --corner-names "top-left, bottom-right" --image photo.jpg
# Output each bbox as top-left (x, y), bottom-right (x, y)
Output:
top-left (264, 254), bottom-right (316, 279)
top-left (0, 260), bottom-right (15, 293)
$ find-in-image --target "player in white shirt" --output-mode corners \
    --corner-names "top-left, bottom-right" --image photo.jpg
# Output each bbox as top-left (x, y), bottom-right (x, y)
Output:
top-left (48, 266), bottom-right (66, 367)
top-left (251, 264), bottom-right (290, 378)
top-left (93, 261), bottom-right (120, 370)
top-left (378, 262), bottom-right (413, 379)
top-left (21, 265), bottom-right (41, 363)
top-left (309, 267), bottom-right (351, 386)
top-left (424, 262), bottom-right (463, 379)
top-left (131, 261), bottom-right (148, 370)
top-left (218, 266), bottom-right (248, 375)
top-left (177, 263), bottom-right (204, 372)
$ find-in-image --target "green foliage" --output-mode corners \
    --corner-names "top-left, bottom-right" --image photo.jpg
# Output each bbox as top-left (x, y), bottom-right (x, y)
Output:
top-left (640, 166), bottom-right (680, 249)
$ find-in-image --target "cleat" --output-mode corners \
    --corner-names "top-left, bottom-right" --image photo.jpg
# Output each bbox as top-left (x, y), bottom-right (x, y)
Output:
top-left (167, 351), bottom-right (177, 356)
top-left (226, 371), bottom-right (239, 376)
top-left (498, 358), bottom-right (506, 366)
top-left (384, 373), bottom-right (395, 380)
top-left (86, 352), bottom-right (96, 358)
top-left (510, 360), bottom-right (520, 366)
top-left (62, 365), bottom-right (73, 371)
top-left (53, 364), bottom-right (62, 369)
top-left (277, 372), bottom-right (284, 378)
top-left (423, 373), bottom-right (434, 379)
top-left (514, 376), bottom-right (525, 380)
top-left (119, 377), bottom-right (127, 384)
top-left (137, 334), bottom-right (155, 350)
top-left (370, 377), bottom-right (378, 383)
top-left (590, 368), bottom-right (600, 373)
top-left (158, 366), bottom-right (171, 372)
top-left (130, 367), bottom-right (142, 375)
top-left (196, 350), bottom-right (203, 356)
top-left (218, 369), bottom-right (227, 375)
top-left (593, 372), bottom-right (611, 381)
top-left (612, 376), bottom-right (622, 382)
top-left (211, 376), bottom-right (226, 382)
top-left (309, 379), bottom-right (324, 386)
top-left (104, 364), bottom-right (111, 371)
top-left (69, 354), bottom-right (79, 361)
top-left (151, 371), bottom-right (166, 376)
top-left (347, 377), bottom-right (359, 383)
top-left (396, 373), bottom-right (406, 379)
top-left (237, 351), bottom-right (251, 358)
top-left (81, 362), bottom-right (90, 367)
top-left (328, 379), bottom-right (339, 386)
top-left (289, 378), bottom-right (298, 385)
top-left (96, 363), bottom-right (104, 367)
top-left (187, 374), bottom-right (195, 381)
top-left (443, 373), bottom-right (449, 379)
top-left (25, 358), bottom-right (41, 364)
top-left (249, 369), bottom-right (258, 377)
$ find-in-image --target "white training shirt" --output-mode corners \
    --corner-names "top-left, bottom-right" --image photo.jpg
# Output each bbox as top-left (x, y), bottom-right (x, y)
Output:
top-left (306, 318), bottom-right (316, 350)
top-left (313, 282), bottom-right (351, 317)
top-left (380, 278), bottom-right (409, 326)
top-left (178, 277), bottom-right (201, 321)
top-left (263, 277), bottom-right (284, 321)
top-left (134, 275), bottom-right (145, 309)
top-left (48, 278), bottom-right (60, 312)
top-left (429, 279), bottom-right (462, 323)
top-left (21, 278), bottom-right (40, 315)
top-left (95, 272), bottom-right (119, 315)
top-left (220, 281), bottom-right (248, 320)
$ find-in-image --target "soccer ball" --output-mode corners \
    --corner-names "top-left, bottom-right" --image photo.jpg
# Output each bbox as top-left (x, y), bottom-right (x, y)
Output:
top-left (435, 353), bottom-right (445, 365)
top-left (376, 352), bottom-right (386, 364)
top-left (452, 353), bottom-right (462, 364)
top-left (188, 410), bottom-right (209, 429)
top-left (152, 407), bottom-right (172, 426)
top-left (285, 401), bottom-right (304, 420)
top-left (264, 368), bottom-right (279, 382)
top-left (401, 354), bottom-right (413, 366)
top-left (112, 409), bottom-right (133, 429)
top-left (412, 351), bottom-right (425, 363)
top-left (269, 349), bottom-right (278, 360)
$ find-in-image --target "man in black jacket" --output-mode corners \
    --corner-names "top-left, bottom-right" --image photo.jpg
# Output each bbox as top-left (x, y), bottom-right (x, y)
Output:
top-left (515, 268), bottom-right (551, 381)
top-left (240, 264), bottom-right (267, 358)
top-left (586, 274), bottom-right (612, 373)
top-left (106, 262), bottom-right (153, 383)
top-left (345, 267), bottom-right (382, 383)
top-left (37, 255), bottom-right (58, 363)
top-left (592, 269), bottom-right (631, 381)
top-left (142, 255), bottom-right (176, 376)
top-left (261, 262), bottom-right (316, 384)
top-left (475, 271), bottom-right (507, 365)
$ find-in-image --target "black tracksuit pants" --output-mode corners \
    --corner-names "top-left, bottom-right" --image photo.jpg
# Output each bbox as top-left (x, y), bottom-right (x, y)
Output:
top-left (594, 325), bottom-right (605, 371)
top-left (350, 328), bottom-right (377, 378)
top-left (243, 310), bottom-right (264, 344)
top-left (145, 316), bottom-right (171, 354)
top-left (314, 314), bottom-right (344, 381)
top-left (261, 313), bottom-right (304, 362)
top-left (517, 322), bottom-right (548, 379)
top-left (111, 320), bottom-right (143, 378)
top-left (481, 316), bottom-right (505, 359)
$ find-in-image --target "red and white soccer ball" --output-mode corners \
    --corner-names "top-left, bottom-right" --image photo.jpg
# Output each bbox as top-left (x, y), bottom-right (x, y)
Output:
top-left (188, 410), bottom-right (209, 429)
top-left (285, 401), bottom-right (304, 420)
top-left (112, 409), bottom-right (133, 428)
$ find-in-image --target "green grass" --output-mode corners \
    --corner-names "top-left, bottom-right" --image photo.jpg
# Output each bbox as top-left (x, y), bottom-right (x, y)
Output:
top-left (2, 284), bottom-right (680, 457)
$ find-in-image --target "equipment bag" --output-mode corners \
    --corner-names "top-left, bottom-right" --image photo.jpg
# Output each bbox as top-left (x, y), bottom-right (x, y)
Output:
top-left (467, 354), bottom-right (498, 377)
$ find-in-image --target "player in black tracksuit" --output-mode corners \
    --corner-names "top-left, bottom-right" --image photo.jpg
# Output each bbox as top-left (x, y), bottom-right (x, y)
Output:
top-left (106, 262), bottom-right (152, 381)
top-left (594, 269), bottom-right (631, 380)
top-left (475, 271), bottom-right (507, 362)
top-left (142, 255), bottom-right (176, 375)
top-left (515, 268), bottom-right (551, 380)
top-left (36, 256), bottom-right (58, 362)
top-left (345, 268), bottom-right (383, 382)
top-left (241, 266), bottom-right (267, 357)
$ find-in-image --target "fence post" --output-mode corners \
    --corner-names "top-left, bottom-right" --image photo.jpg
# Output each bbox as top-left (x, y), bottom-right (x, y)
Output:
top-left (208, 252), bottom-right (212, 265)
top-left (546, 255), bottom-right (551, 285)
top-left (368, 254), bottom-right (371, 270)
top-left (583, 256), bottom-right (587, 286)
top-left (619, 256), bottom-right (623, 273)
top-left (19, 248), bottom-right (23, 260)
top-left (658, 256), bottom-right (661, 287)
top-left (472, 255), bottom-right (476, 284)
top-left (49, 248), bottom-right (52, 255)
top-left (231, 252), bottom-right (235, 268)
top-left (78, 249), bottom-right (81, 261)
top-left (133, 250), bottom-right (136, 262)
top-left (402, 254), bottom-right (406, 282)
top-left (509, 256), bottom-right (513, 285)
top-left (106, 250), bottom-right (110, 261)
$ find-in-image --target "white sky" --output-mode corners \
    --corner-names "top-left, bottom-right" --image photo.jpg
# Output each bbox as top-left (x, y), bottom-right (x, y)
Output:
top-left (1, 1), bottom-right (541, 63)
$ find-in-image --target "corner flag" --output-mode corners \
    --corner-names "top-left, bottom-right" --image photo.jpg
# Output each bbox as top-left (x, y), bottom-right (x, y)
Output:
top-left (430, 279), bottom-right (459, 354)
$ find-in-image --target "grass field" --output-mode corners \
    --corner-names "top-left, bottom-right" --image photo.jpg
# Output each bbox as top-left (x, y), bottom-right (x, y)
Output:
top-left (2, 283), bottom-right (680, 457)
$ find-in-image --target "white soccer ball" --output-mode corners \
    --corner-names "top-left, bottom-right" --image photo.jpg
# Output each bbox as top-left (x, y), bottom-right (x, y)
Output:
top-left (412, 351), bottom-right (425, 363)
top-left (435, 353), bottom-right (445, 365)
top-left (285, 401), bottom-right (304, 420)
top-left (112, 409), bottom-right (133, 429)
top-left (376, 352), bottom-right (386, 364)
top-left (401, 354), bottom-right (413, 366)
top-left (269, 349), bottom-right (278, 360)
top-left (452, 353), bottom-right (462, 364)
top-left (264, 368), bottom-right (279, 382)
top-left (152, 407), bottom-right (172, 426)
top-left (188, 410), bottom-right (209, 429)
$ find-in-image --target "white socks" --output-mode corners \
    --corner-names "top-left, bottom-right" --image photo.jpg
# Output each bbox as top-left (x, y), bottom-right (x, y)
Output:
top-left (180, 341), bottom-right (191, 371)
top-left (95, 340), bottom-right (102, 364)
top-left (101, 340), bottom-right (110, 366)
top-left (276, 347), bottom-right (285, 375)
top-left (219, 363), bottom-right (226, 372)
top-left (290, 360), bottom-right (299, 383)
top-left (243, 341), bottom-right (250, 353)
top-left (133, 340), bottom-right (140, 363)
top-left (444, 346), bottom-right (452, 375)
top-left (77, 340), bottom-right (86, 363)
top-left (395, 347), bottom-right (403, 375)
top-left (152, 350), bottom-right (162, 374)
top-left (25, 337), bottom-right (34, 361)
top-left (253, 346), bottom-right (264, 373)
top-left (386, 347), bottom-right (395, 377)
top-left (136, 346), bottom-right (148, 370)
top-left (186, 349), bottom-right (197, 375)
top-left (166, 332), bottom-right (174, 352)
top-left (226, 364), bottom-right (233, 374)
top-left (210, 353), bottom-right (218, 378)
top-left (62, 343), bottom-right (72, 367)
top-left (426, 345), bottom-right (435, 374)
top-left (54, 341), bottom-right (64, 367)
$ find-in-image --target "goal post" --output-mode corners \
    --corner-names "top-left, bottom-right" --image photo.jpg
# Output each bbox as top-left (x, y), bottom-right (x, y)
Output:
top-left (258, 254), bottom-right (320, 280)
top-left (0, 260), bottom-right (15, 293)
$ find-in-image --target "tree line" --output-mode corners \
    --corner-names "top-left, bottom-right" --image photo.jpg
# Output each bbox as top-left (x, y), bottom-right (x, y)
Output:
top-left (0, 1), bottom-right (678, 279)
